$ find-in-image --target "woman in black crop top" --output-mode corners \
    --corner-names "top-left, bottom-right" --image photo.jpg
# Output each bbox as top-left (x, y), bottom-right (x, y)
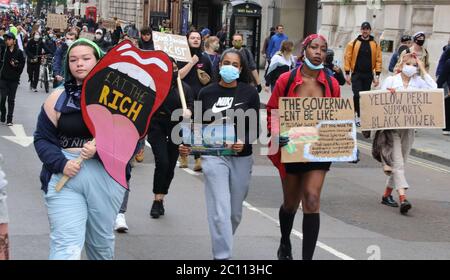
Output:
top-left (34, 39), bottom-right (126, 260)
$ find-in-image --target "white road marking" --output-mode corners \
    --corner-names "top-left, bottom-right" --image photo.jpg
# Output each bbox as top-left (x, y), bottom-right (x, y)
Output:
top-left (2, 124), bottom-right (34, 147)
top-left (358, 142), bottom-right (450, 174)
top-left (180, 167), bottom-right (355, 260)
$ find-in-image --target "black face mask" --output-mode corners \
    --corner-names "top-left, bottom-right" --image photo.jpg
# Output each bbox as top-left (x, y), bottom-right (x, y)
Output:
top-left (325, 55), bottom-right (334, 65)
top-left (415, 39), bottom-right (425, 46)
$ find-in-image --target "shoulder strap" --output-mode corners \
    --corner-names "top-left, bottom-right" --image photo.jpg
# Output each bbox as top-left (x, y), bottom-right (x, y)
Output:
top-left (283, 67), bottom-right (298, 97)
top-left (324, 71), bottom-right (334, 96)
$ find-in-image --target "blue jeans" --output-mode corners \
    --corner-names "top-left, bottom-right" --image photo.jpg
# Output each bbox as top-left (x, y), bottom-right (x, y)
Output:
top-left (44, 150), bottom-right (126, 260)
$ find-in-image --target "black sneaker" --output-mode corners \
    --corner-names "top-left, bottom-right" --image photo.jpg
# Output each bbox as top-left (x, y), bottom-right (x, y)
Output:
top-left (159, 200), bottom-right (165, 216)
top-left (381, 195), bottom-right (399, 208)
top-left (400, 200), bottom-right (412, 214)
top-left (277, 243), bottom-right (293, 260)
top-left (150, 200), bottom-right (162, 219)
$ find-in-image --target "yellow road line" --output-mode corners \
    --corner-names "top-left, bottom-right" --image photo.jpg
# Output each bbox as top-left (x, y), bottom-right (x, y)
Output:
top-left (357, 142), bottom-right (450, 174)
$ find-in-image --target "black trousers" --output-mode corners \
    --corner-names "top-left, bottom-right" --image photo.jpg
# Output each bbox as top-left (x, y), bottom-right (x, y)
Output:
top-left (147, 117), bottom-right (180, 195)
top-left (27, 62), bottom-right (40, 89)
top-left (0, 80), bottom-right (19, 123)
top-left (445, 97), bottom-right (450, 132)
top-left (351, 72), bottom-right (373, 117)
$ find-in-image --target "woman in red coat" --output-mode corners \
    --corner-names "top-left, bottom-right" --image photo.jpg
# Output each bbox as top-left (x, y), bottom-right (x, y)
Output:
top-left (266, 34), bottom-right (341, 260)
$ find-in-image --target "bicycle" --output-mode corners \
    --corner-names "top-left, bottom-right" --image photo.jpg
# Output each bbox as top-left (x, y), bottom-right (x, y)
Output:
top-left (39, 54), bottom-right (53, 93)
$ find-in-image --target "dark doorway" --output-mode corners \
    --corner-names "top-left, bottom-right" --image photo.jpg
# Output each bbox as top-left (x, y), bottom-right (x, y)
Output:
top-left (192, 0), bottom-right (223, 34)
top-left (304, 0), bottom-right (319, 37)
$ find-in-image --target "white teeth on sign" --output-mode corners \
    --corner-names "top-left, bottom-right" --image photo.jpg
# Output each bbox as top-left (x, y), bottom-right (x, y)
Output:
top-left (120, 51), bottom-right (169, 72)
top-left (109, 62), bottom-right (156, 91)
top-left (117, 44), bottom-right (132, 52)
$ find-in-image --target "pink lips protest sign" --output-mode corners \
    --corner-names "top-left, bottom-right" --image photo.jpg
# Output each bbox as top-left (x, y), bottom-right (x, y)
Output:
top-left (56, 40), bottom-right (173, 190)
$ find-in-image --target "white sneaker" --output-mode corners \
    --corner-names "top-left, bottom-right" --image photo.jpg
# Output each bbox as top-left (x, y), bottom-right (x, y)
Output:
top-left (114, 213), bottom-right (128, 233)
top-left (443, 131), bottom-right (450, 136)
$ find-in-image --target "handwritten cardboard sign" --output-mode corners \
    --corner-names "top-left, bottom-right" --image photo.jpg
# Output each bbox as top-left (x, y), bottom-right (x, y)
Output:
top-left (81, 40), bottom-right (173, 188)
top-left (360, 89), bottom-right (445, 130)
top-left (79, 31), bottom-right (95, 41)
top-left (102, 19), bottom-right (116, 31)
top-left (279, 97), bottom-right (357, 163)
top-left (152, 31), bottom-right (191, 62)
top-left (47, 14), bottom-right (68, 30)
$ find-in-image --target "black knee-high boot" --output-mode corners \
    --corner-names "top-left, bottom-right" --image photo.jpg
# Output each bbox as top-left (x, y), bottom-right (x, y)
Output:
top-left (302, 213), bottom-right (320, 260)
top-left (278, 206), bottom-right (296, 260)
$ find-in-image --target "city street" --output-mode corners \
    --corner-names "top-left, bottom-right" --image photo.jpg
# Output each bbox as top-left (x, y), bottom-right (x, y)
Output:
top-left (1, 71), bottom-right (450, 260)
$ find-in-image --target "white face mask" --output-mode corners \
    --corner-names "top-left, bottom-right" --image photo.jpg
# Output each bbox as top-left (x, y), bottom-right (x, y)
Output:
top-left (95, 34), bottom-right (102, 40)
top-left (34, 35), bottom-right (40, 41)
top-left (66, 39), bottom-right (74, 47)
top-left (402, 65), bottom-right (418, 77)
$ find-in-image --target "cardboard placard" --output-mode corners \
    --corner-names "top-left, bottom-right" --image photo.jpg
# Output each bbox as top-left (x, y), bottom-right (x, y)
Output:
top-left (279, 97), bottom-right (357, 163)
top-left (152, 31), bottom-right (191, 62)
top-left (102, 19), bottom-right (116, 31)
top-left (47, 14), bottom-right (67, 30)
top-left (360, 89), bottom-right (445, 130)
top-left (79, 31), bottom-right (95, 41)
top-left (81, 40), bottom-right (173, 188)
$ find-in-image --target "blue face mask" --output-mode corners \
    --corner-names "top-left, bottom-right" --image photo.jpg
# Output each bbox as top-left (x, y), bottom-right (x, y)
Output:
top-left (220, 65), bottom-right (240, 83)
top-left (304, 57), bottom-right (324, 70)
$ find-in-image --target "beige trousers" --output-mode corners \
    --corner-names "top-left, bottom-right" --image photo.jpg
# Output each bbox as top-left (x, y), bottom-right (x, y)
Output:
top-left (386, 129), bottom-right (415, 190)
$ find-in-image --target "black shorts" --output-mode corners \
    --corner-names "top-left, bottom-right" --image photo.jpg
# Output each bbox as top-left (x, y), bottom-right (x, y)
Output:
top-left (284, 162), bottom-right (331, 174)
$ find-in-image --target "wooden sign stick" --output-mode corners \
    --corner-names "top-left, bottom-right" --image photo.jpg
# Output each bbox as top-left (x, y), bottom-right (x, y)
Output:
top-left (55, 139), bottom-right (96, 192)
top-left (177, 74), bottom-right (187, 110)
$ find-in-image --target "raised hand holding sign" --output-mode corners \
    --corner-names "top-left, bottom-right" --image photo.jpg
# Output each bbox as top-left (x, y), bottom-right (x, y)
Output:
top-left (56, 40), bottom-right (173, 191)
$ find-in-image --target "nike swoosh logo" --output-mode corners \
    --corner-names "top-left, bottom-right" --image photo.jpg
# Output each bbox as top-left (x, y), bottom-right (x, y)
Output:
top-left (212, 104), bottom-right (232, 114)
top-left (234, 102), bottom-right (245, 107)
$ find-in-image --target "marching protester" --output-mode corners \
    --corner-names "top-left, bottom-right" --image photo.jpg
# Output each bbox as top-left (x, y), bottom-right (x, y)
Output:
top-left (344, 21), bottom-right (382, 126)
top-left (203, 36), bottom-right (221, 81)
top-left (43, 29), bottom-right (57, 55)
top-left (324, 49), bottom-right (346, 85)
top-left (436, 37), bottom-right (450, 79)
top-left (375, 53), bottom-right (437, 214)
top-left (267, 24), bottom-right (288, 62)
top-left (267, 34), bottom-right (340, 260)
top-left (111, 20), bottom-right (123, 46)
top-left (93, 29), bottom-right (111, 53)
top-left (26, 30), bottom-right (51, 92)
top-left (404, 32), bottom-right (430, 72)
top-left (138, 27), bottom-right (154, 51)
top-left (34, 39), bottom-right (126, 259)
top-left (230, 33), bottom-right (262, 92)
top-left (129, 26), bottom-right (155, 164)
top-left (149, 60), bottom-right (194, 219)
top-left (264, 40), bottom-right (296, 91)
top-left (437, 47), bottom-right (450, 135)
top-left (0, 154), bottom-right (8, 260)
top-left (53, 31), bottom-right (78, 88)
top-left (389, 35), bottom-right (412, 73)
top-left (179, 48), bottom-right (260, 260)
top-left (177, 30), bottom-right (213, 171)
top-left (0, 31), bottom-right (25, 126)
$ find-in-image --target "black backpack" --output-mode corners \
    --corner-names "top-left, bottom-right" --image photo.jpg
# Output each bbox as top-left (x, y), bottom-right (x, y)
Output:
top-left (283, 67), bottom-right (334, 97)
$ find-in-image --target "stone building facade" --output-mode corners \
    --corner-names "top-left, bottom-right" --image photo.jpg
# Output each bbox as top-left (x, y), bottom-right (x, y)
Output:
top-left (319, 0), bottom-right (450, 76)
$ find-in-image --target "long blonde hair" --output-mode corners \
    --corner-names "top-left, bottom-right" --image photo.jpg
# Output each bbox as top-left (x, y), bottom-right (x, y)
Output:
top-left (394, 52), bottom-right (423, 77)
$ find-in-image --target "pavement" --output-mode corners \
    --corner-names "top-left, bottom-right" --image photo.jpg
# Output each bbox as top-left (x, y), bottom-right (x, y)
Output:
top-left (258, 74), bottom-right (450, 167)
